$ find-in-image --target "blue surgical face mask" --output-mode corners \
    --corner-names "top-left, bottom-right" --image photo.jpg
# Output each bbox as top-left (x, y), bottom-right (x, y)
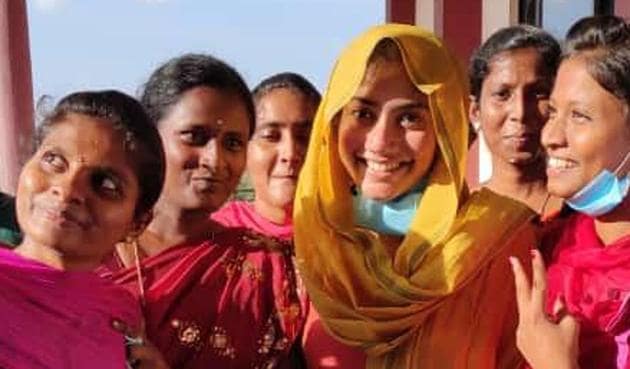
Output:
top-left (352, 180), bottom-right (427, 236)
top-left (566, 152), bottom-right (630, 217)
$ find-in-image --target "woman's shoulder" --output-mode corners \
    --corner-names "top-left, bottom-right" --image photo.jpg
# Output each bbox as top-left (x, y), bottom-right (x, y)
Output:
top-left (211, 200), bottom-right (253, 227)
top-left (462, 187), bottom-right (537, 223)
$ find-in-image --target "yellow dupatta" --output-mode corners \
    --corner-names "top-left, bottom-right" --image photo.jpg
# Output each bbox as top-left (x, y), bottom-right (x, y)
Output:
top-left (294, 24), bottom-right (538, 369)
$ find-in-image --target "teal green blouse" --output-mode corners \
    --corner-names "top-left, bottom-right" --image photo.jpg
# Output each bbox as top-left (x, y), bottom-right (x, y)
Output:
top-left (0, 193), bottom-right (21, 247)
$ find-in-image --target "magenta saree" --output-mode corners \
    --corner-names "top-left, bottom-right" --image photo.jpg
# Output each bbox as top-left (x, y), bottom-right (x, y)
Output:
top-left (0, 247), bottom-right (140, 369)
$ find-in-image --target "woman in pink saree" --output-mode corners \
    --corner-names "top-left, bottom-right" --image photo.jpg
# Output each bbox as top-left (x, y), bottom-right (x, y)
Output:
top-left (0, 90), bottom-right (165, 369)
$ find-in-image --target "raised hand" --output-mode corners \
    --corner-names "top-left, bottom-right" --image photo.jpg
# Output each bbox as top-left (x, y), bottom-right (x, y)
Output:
top-left (510, 249), bottom-right (580, 369)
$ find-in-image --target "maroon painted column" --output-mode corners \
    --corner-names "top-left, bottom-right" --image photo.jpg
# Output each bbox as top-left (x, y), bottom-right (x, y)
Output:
top-left (386, 0), bottom-right (416, 25)
top-left (442, 0), bottom-right (481, 65)
top-left (0, 0), bottom-right (34, 194)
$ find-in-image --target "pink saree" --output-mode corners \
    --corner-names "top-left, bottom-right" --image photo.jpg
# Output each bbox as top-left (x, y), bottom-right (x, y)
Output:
top-left (0, 247), bottom-right (140, 369)
top-left (539, 213), bottom-right (630, 369)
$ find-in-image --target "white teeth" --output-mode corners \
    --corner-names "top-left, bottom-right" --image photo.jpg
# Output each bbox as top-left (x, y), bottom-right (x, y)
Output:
top-left (366, 160), bottom-right (401, 172)
top-left (547, 157), bottom-right (575, 169)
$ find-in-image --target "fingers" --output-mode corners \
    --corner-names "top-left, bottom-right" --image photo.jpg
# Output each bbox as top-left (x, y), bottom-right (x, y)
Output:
top-left (112, 319), bottom-right (133, 336)
top-left (530, 249), bottom-right (548, 311)
top-left (510, 255), bottom-right (530, 313)
top-left (127, 344), bottom-right (171, 369)
top-left (112, 318), bottom-right (146, 339)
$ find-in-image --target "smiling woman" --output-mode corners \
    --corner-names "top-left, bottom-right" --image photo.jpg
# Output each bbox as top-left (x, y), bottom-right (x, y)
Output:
top-left (511, 15), bottom-right (630, 369)
top-left (0, 90), bottom-right (165, 369)
top-left (294, 24), bottom-right (539, 369)
top-left (99, 54), bottom-right (306, 369)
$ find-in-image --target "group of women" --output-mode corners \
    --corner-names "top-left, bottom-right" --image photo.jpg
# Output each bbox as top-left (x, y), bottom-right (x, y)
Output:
top-left (0, 13), bottom-right (629, 369)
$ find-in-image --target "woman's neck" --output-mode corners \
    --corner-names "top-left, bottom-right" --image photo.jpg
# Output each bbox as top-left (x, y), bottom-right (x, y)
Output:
top-left (595, 197), bottom-right (630, 245)
top-left (14, 238), bottom-right (97, 271)
top-left (486, 157), bottom-right (550, 213)
top-left (140, 201), bottom-right (224, 256)
top-left (253, 197), bottom-right (291, 225)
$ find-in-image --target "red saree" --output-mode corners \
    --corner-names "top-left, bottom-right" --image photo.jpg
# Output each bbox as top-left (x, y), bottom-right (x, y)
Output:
top-left (98, 228), bottom-right (303, 369)
top-left (540, 212), bottom-right (630, 369)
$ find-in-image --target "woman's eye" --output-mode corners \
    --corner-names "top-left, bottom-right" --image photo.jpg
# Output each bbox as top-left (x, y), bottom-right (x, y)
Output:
top-left (399, 113), bottom-right (422, 128)
top-left (257, 129), bottom-right (281, 142)
top-left (92, 172), bottom-right (123, 199)
top-left (492, 89), bottom-right (511, 101)
top-left (570, 110), bottom-right (591, 122)
top-left (351, 107), bottom-right (375, 121)
top-left (40, 151), bottom-right (67, 172)
top-left (224, 136), bottom-right (245, 152)
top-left (101, 178), bottom-right (118, 192)
top-left (180, 130), bottom-right (208, 146)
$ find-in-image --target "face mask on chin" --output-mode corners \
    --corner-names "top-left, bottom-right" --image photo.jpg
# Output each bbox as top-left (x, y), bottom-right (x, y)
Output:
top-left (566, 152), bottom-right (630, 217)
top-left (352, 179), bottom-right (427, 236)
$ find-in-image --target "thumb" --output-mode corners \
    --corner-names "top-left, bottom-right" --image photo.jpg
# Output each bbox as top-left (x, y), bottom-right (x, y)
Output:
top-left (558, 312), bottom-right (580, 338)
top-left (554, 296), bottom-right (580, 337)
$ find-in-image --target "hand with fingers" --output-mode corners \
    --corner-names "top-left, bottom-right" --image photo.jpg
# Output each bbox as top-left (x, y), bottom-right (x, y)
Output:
top-left (112, 319), bottom-right (171, 369)
top-left (509, 249), bottom-right (581, 369)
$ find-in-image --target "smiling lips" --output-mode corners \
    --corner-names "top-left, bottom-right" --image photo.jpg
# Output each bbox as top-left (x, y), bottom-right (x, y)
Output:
top-left (38, 204), bottom-right (89, 230)
top-left (191, 177), bottom-right (222, 191)
top-left (547, 156), bottom-right (577, 176)
top-left (504, 133), bottom-right (536, 145)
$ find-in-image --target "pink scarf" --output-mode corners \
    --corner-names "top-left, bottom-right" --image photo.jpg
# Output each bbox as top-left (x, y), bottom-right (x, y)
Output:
top-left (212, 201), bottom-right (293, 241)
top-left (0, 247), bottom-right (140, 369)
top-left (542, 213), bottom-right (630, 369)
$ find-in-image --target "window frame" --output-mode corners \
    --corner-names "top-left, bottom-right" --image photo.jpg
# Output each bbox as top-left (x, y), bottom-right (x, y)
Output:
top-left (519, 0), bottom-right (615, 26)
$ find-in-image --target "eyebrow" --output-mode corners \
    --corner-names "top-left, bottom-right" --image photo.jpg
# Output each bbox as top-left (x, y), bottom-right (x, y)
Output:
top-left (395, 102), bottom-right (429, 110)
top-left (351, 97), bottom-right (429, 110)
top-left (351, 97), bottom-right (377, 106)
top-left (256, 121), bottom-right (312, 129)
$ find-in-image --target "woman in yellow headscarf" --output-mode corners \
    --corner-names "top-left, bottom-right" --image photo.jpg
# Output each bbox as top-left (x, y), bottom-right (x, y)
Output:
top-left (294, 24), bottom-right (538, 369)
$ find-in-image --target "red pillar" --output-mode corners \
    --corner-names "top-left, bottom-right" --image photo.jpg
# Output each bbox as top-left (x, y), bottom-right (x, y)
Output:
top-left (442, 0), bottom-right (482, 65)
top-left (0, 0), bottom-right (33, 194)
top-left (386, 0), bottom-right (416, 25)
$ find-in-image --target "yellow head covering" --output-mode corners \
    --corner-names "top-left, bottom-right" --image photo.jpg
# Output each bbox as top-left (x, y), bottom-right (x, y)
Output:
top-left (294, 24), bottom-right (537, 369)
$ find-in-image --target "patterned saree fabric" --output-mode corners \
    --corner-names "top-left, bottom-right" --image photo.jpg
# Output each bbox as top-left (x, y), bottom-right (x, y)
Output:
top-left (293, 24), bottom-right (538, 369)
top-left (98, 228), bottom-right (304, 369)
top-left (0, 247), bottom-right (140, 369)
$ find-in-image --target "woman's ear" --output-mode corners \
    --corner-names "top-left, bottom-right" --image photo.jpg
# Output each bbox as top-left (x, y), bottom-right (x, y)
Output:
top-left (468, 95), bottom-right (481, 132)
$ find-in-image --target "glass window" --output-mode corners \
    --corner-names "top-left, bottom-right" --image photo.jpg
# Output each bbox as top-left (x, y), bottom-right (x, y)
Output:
top-left (519, 0), bottom-right (614, 38)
